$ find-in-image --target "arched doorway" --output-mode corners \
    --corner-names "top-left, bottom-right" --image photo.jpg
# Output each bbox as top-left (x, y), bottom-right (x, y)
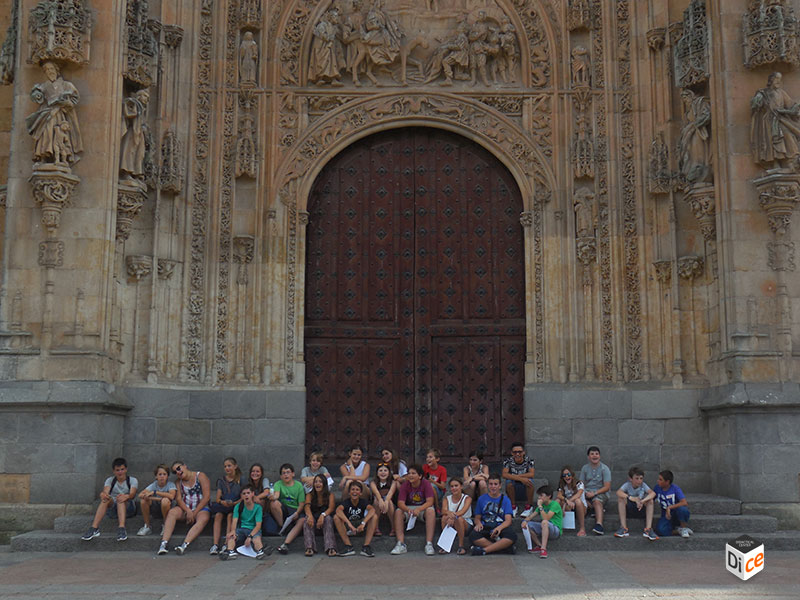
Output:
top-left (305, 128), bottom-right (525, 463)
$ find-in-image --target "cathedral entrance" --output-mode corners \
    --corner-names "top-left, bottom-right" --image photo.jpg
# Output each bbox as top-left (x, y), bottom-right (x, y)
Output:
top-left (304, 128), bottom-right (525, 463)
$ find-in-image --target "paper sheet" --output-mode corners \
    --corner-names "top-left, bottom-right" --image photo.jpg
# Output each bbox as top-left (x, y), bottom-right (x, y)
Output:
top-left (437, 525), bottom-right (457, 552)
top-left (279, 511), bottom-right (298, 535)
top-left (563, 511), bottom-right (576, 529)
top-left (521, 523), bottom-right (533, 550)
top-left (236, 544), bottom-right (257, 558)
top-left (406, 514), bottom-right (416, 530)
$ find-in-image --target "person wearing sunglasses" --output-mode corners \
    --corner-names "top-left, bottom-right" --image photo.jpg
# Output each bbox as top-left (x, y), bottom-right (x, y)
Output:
top-left (557, 466), bottom-right (587, 536)
top-left (157, 461), bottom-right (212, 555)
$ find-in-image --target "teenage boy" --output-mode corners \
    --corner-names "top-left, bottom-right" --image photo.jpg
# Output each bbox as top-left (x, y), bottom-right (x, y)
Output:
top-left (334, 481), bottom-right (377, 557)
top-left (423, 448), bottom-right (448, 503)
top-left (270, 463), bottom-right (306, 528)
top-left (501, 442), bottom-right (536, 517)
top-left (654, 470), bottom-right (692, 537)
top-left (521, 485), bottom-right (562, 559)
top-left (391, 464), bottom-right (437, 555)
top-left (81, 457), bottom-right (138, 542)
top-left (614, 466), bottom-right (658, 540)
top-left (220, 485), bottom-right (269, 560)
top-left (469, 473), bottom-right (517, 555)
top-left (579, 446), bottom-right (611, 535)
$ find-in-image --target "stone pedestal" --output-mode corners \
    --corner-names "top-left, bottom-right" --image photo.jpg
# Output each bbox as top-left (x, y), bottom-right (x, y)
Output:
top-left (116, 179), bottom-right (147, 242)
top-left (29, 165), bottom-right (80, 236)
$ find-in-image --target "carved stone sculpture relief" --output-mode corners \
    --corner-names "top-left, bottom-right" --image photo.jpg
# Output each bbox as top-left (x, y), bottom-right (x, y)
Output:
top-left (159, 128), bottom-right (184, 193)
top-left (572, 91), bottom-right (594, 179)
top-left (677, 89), bottom-right (712, 189)
top-left (743, 0), bottom-right (800, 69)
top-left (571, 46), bottom-right (590, 88)
top-left (567, 0), bottom-right (592, 31)
top-left (236, 112), bottom-right (257, 178)
top-left (673, 0), bottom-right (709, 88)
top-left (0, 0), bottom-right (18, 84)
top-left (308, 8), bottom-right (345, 86)
top-left (28, 0), bottom-right (92, 66)
top-left (239, 0), bottom-right (261, 29)
top-left (751, 72), bottom-right (800, 171)
top-left (648, 132), bottom-right (671, 194)
top-left (124, 0), bottom-right (158, 87)
top-left (239, 31), bottom-right (259, 86)
top-left (120, 89), bottom-right (151, 182)
top-left (573, 187), bottom-right (596, 238)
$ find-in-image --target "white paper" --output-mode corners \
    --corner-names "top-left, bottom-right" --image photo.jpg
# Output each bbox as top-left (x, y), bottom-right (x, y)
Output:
top-left (437, 525), bottom-right (457, 552)
top-left (327, 476), bottom-right (335, 488)
top-left (521, 523), bottom-right (533, 550)
top-left (279, 511), bottom-right (298, 535)
top-left (406, 514), bottom-right (416, 531)
top-left (236, 544), bottom-right (257, 558)
top-left (563, 511), bottom-right (576, 530)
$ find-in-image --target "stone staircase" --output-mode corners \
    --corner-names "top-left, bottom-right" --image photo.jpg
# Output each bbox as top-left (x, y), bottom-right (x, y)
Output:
top-left (10, 493), bottom-right (800, 553)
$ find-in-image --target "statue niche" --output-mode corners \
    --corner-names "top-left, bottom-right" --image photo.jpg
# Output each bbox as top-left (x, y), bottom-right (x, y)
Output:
top-left (751, 71), bottom-right (800, 172)
top-left (305, 1), bottom-right (520, 88)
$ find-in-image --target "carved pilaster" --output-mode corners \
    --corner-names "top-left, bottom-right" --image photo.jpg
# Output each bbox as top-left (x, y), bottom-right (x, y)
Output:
top-left (653, 260), bottom-right (672, 284)
top-left (753, 171), bottom-right (800, 235)
top-left (116, 179), bottom-right (148, 242)
top-left (678, 256), bottom-right (704, 281)
top-left (125, 254), bottom-right (152, 280)
top-left (674, 0), bottom-right (709, 88)
top-left (29, 165), bottom-right (79, 236)
top-left (743, 0), bottom-right (800, 69)
top-left (684, 184), bottom-right (716, 241)
top-left (27, 0), bottom-right (92, 66)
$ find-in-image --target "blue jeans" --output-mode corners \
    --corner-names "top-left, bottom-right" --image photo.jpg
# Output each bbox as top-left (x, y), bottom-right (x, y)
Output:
top-left (654, 506), bottom-right (690, 537)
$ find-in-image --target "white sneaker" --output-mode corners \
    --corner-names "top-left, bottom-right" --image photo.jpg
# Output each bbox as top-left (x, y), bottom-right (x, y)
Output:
top-left (512, 506), bottom-right (520, 517)
top-left (390, 541), bottom-right (407, 555)
top-left (157, 541), bottom-right (168, 555)
top-left (680, 527), bottom-right (691, 538)
top-left (209, 544), bottom-right (219, 555)
top-left (175, 542), bottom-right (188, 555)
top-left (424, 542), bottom-right (435, 555)
top-left (520, 507), bottom-right (534, 518)
top-left (137, 525), bottom-right (152, 536)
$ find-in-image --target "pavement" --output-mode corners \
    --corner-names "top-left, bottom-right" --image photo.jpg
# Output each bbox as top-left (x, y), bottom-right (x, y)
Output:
top-left (0, 546), bottom-right (798, 599)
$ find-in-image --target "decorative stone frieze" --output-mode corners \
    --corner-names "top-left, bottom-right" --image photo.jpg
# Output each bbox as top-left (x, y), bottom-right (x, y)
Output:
top-left (674, 0), bottom-right (709, 89)
top-left (753, 171), bottom-right (800, 235)
top-left (768, 241), bottom-right (796, 271)
top-left (28, 0), bottom-right (92, 66)
top-left (684, 184), bottom-right (716, 241)
top-left (677, 256), bottom-right (704, 281)
top-left (124, 0), bottom-right (158, 88)
top-left (116, 179), bottom-right (148, 242)
top-left (743, 0), bottom-right (800, 69)
top-left (125, 254), bottom-right (152, 280)
top-left (0, 0), bottom-right (18, 84)
top-left (29, 164), bottom-right (79, 236)
top-left (38, 240), bottom-right (64, 267)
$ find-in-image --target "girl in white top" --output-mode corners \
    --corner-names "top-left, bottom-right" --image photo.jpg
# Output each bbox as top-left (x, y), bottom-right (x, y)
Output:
top-left (381, 448), bottom-right (408, 482)
top-left (462, 449), bottom-right (489, 499)
top-left (557, 465), bottom-right (587, 537)
top-left (339, 444), bottom-right (371, 499)
top-left (439, 477), bottom-right (473, 555)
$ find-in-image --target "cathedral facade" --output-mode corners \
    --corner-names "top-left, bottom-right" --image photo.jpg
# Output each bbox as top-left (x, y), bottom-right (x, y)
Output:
top-left (0, 0), bottom-right (798, 526)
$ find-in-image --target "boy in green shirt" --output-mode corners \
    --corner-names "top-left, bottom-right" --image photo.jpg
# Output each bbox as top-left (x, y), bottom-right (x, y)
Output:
top-left (220, 484), bottom-right (269, 560)
top-left (270, 463), bottom-right (306, 528)
top-left (521, 485), bottom-right (562, 559)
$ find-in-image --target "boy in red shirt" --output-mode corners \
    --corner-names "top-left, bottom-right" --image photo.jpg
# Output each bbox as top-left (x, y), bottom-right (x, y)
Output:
top-left (423, 448), bottom-right (447, 504)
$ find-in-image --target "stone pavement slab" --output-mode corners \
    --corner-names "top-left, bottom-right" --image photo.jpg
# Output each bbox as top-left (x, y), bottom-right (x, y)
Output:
top-left (0, 549), bottom-right (797, 600)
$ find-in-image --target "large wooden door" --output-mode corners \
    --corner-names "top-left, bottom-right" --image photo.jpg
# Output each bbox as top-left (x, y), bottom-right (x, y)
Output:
top-left (305, 128), bottom-right (525, 462)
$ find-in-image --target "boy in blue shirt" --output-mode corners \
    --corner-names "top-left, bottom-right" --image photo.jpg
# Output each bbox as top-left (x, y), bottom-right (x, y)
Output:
top-left (654, 469), bottom-right (692, 537)
top-left (469, 473), bottom-right (517, 555)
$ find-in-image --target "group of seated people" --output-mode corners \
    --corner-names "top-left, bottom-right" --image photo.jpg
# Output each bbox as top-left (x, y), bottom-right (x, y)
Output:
top-left (80, 444), bottom-right (691, 560)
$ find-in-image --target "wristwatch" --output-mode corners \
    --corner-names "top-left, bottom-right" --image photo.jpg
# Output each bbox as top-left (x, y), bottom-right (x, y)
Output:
top-left (321, 512), bottom-right (326, 517)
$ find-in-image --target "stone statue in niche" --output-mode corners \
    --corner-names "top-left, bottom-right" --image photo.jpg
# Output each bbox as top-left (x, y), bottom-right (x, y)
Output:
top-left (751, 72), bottom-right (800, 171)
top-left (571, 46), bottom-right (590, 88)
top-left (239, 32), bottom-right (259, 86)
top-left (573, 187), bottom-right (596, 238)
top-left (308, 8), bottom-right (345, 86)
top-left (120, 88), bottom-right (151, 181)
top-left (677, 89), bottom-right (712, 188)
top-left (26, 61), bottom-right (83, 166)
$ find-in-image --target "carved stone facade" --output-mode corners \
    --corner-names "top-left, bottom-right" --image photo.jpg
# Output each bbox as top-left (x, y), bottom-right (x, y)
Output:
top-left (0, 0), bottom-right (799, 521)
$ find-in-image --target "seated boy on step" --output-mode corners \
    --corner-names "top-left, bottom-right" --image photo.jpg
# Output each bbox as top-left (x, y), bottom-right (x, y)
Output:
top-left (81, 457), bottom-right (138, 542)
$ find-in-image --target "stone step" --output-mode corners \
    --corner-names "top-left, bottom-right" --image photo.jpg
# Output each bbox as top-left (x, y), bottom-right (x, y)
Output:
top-left (11, 528), bottom-right (800, 553)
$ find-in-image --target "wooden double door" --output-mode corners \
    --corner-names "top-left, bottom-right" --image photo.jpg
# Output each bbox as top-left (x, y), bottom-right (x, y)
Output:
top-left (304, 128), bottom-right (525, 462)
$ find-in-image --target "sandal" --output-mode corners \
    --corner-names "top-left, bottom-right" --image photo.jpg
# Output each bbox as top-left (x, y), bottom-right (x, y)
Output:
top-left (456, 546), bottom-right (467, 555)
top-left (577, 530), bottom-right (586, 537)
top-left (326, 548), bottom-right (337, 557)
top-left (438, 548), bottom-right (447, 554)
top-left (374, 529), bottom-right (383, 537)
top-left (304, 548), bottom-right (314, 557)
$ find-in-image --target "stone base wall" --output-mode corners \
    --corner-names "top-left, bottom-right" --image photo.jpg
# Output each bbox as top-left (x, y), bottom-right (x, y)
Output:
top-left (524, 385), bottom-right (711, 493)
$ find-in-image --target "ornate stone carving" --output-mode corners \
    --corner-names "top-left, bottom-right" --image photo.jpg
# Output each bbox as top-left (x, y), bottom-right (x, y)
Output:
top-left (677, 256), bottom-right (704, 280)
top-left (239, 0), bottom-right (261, 29)
top-left (27, 0), bottom-right (92, 66)
top-left (0, 0), bottom-right (18, 84)
top-left (239, 31), bottom-right (258, 86)
top-left (236, 112), bottom-right (257, 178)
top-left (768, 240), bottom-right (796, 271)
top-left (0, 185), bottom-right (6, 207)
top-left (653, 260), bottom-right (672, 284)
top-left (572, 91), bottom-right (594, 179)
top-left (120, 89), bottom-right (151, 182)
top-left (753, 171), bottom-right (800, 235)
top-left (647, 27), bottom-right (666, 52)
top-left (674, 0), bottom-right (709, 88)
top-left (308, 8), bottom-right (345, 86)
top-left (38, 240), bottom-right (64, 267)
top-left (743, 0), bottom-right (800, 69)
top-left (750, 72), bottom-right (800, 171)
top-left (26, 61), bottom-right (82, 167)
top-left (519, 211), bottom-right (533, 227)
top-left (159, 128), bottom-right (183, 193)
top-left (29, 165), bottom-right (79, 236)
top-left (157, 258), bottom-right (177, 280)
top-left (573, 187), bottom-right (595, 238)
top-left (677, 90), bottom-right (712, 190)
top-left (233, 236), bottom-right (255, 264)
top-left (472, 95), bottom-right (523, 116)
top-left (163, 25), bottom-right (184, 49)
top-left (571, 46), bottom-right (590, 88)
top-left (124, 0), bottom-right (158, 87)
top-left (125, 254), bottom-right (152, 280)
top-left (648, 133), bottom-right (671, 194)
top-left (684, 184), bottom-right (716, 241)
top-left (567, 0), bottom-right (592, 31)
top-left (116, 179), bottom-right (147, 241)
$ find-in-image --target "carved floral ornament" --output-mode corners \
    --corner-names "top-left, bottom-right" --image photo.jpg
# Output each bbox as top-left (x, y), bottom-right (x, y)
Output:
top-left (274, 92), bottom-right (551, 211)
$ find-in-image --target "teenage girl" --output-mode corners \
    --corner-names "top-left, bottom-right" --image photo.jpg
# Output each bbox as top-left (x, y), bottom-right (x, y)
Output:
top-left (369, 462), bottom-right (396, 536)
top-left (463, 449), bottom-right (489, 499)
top-left (381, 448), bottom-right (408, 482)
top-left (303, 474), bottom-right (337, 556)
top-left (158, 460), bottom-right (211, 556)
top-left (557, 465), bottom-right (587, 536)
top-left (209, 457), bottom-right (242, 555)
top-left (339, 444), bottom-right (370, 498)
top-left (247, 463), bottom-right (272, 508)
top-left (440, 477), bottom-right (472, 554)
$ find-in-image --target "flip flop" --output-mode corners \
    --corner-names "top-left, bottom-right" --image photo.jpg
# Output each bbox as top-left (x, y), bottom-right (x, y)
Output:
top-left (438, 548), bottom-right (447, 554)
top-left (374, 529), bottom-right (383, 537)
top-left (577, 530), bottom-right (586, 537)
top-left (456, 546), bottom-right (467, 555)
top-left (304, 548), bottom-right (314, 557)
top-left (327, 548), bottom-right (337, 557)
